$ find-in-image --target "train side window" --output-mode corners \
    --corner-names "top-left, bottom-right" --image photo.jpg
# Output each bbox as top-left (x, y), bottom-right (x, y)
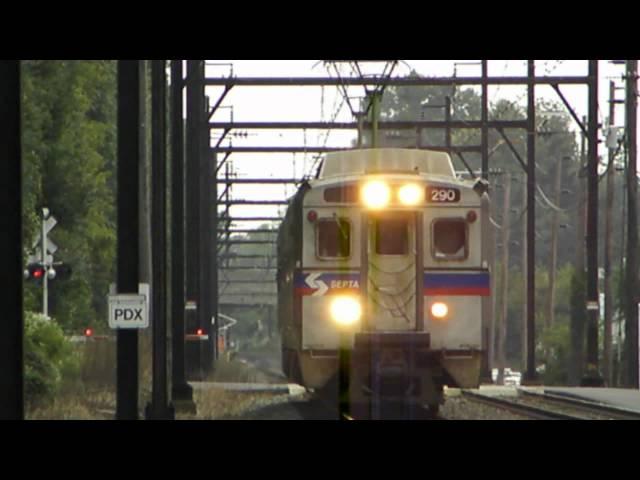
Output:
top-left (432, 218), bottom-right (467, 260)
top-left (375, 218), bottom-right (408, 255)
top-left (317, 218), bottom-right (351, 259)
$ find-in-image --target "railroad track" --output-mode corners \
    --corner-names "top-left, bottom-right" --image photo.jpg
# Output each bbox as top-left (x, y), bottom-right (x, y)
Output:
top-left (518, 389), bottom-right (640, 420)
top-left (461, 390), bottom-right (583, 420)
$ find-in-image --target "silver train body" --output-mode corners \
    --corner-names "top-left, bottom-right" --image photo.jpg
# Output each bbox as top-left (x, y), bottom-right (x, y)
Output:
top-left (277, 149), bottom-right (493, 414)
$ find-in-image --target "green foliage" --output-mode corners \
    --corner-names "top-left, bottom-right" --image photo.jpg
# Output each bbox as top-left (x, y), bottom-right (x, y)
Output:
top-left (22, 61), bottom-right (117, 333)
top-left (24, 312), bottom-right (81, 404)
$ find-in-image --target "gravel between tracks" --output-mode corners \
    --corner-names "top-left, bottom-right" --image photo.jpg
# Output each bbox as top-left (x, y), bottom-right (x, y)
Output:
top-left (439, 393), bottom-right (532, 420)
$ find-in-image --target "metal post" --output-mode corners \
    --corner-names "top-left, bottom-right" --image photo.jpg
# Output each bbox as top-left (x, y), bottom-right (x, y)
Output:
top-left (209, 149), bottom-right (219, 363)
top-left (603, 81), bottom-right (617, 386)
top-left (200, 87), bottom-right (215, 371)
top-left (523, 60), bottom-right (538, 384)
top-left (481, 60), bottom-right (489, 180)
top-left (0, 60), bottom-right (23, 420)
top-left (371, 92), bottom-right (381, 148)
top-left (197, 63), bottom-right (215, 372)
top-left (479, 60), bottom-right (492, 383)
top-left (116, 60), bottom-right (140, 420)
top-left (170, 60), bottom-right (195, 408)
top-left (625, 59), bottom-right (639, 388)
top-left (185, 60), bottom-right (202, 379)
top-left (41, 209), bottom-right (48, 318)
top-left (145, 60), bottom-right (174, 419)
top-left (445, 96), bottom-right (451, 151)
top-left (582, 60), bottom-right (603, 386)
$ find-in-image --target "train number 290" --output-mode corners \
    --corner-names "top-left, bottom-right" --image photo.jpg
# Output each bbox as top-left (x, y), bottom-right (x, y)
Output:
top-left (427, 187), bottom-right (460, 203)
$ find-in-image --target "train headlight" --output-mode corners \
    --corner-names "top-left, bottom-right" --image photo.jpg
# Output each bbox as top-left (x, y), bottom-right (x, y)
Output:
top-left (431, 302), bottom-right (449, 319)
top-left (330, 295), bottom-right (362, 327)
top-left (361, 180), bottom-right (390, 209)
top-left (398, 183), bottom-right (423, 206)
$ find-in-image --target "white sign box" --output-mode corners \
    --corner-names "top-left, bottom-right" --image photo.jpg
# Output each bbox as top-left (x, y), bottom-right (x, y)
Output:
top-left (108, 294), bottom-right (148, 329)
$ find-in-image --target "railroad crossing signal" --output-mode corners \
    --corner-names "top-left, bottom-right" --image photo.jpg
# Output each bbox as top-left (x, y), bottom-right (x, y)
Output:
top-left (23, 262), bottom-right (72, 282)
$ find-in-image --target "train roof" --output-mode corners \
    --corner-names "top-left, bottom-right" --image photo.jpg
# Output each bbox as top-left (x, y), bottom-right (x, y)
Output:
top-left (318, 148), bottom-right (456, 179)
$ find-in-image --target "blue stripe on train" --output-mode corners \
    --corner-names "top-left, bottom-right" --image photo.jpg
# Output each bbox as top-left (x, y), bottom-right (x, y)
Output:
top-left (293, 271), bottom-right (490, 296)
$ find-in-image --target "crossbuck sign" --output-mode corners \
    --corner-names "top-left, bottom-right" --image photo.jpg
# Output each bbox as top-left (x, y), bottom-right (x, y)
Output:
top-left (108, 294), bottom-right (148, 329)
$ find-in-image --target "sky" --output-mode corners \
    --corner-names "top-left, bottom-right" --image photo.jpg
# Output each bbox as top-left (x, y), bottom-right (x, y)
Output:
top-left (203, 60), bottom-right (631, 228)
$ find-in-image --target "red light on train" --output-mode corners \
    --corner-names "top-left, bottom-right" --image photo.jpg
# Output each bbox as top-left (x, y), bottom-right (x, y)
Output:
top-left (196, 328), bottom-right (204, 336)
top-left (84, 327), bottom-right (94, 337)
top-left (466, 210), bottom-right (477, 223)
top-left (307, 210), bottom-right (318, 223)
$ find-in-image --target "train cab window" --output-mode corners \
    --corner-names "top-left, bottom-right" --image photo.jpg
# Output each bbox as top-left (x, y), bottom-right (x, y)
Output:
top-left (432, 218), bottom-right (467, 260)
top-left (324, 185), bottom-right (358, 203)
top-left (375, 218), bottom-right (409, 255)
top-left (317, 218), bottom-right (351, 258)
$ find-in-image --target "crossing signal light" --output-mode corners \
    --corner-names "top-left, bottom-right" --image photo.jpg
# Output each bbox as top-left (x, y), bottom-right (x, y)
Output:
top-left (24, 262), bottom-right (72, 281)
top-left (84, 327), bottom-right (94, 337)
top-left (24, 263), bottom-right (45, 281)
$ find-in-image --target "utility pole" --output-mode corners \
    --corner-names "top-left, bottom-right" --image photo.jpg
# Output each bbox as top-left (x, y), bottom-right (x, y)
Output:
top-left (569, 117), bottom-right (588, 385)
top-left (497, 173), bottom-right (511, 385)
top-left (145, 60), bottom-right (174, 420)
top-left (523, 60), bottom-right (538, 384)
top-left (583, 59), bottom-right (603, 386)
top-left (0, 60), bottom-right (23, 420)
top-left (185, 60), bottom-right (203, 379)
top-left (521, 173), bottom-right (527, 373)
top-left (625, 59), bottom-right (639, 388)
top-left (603, 80), bottom-right (618, 386)
top-left (170, 60), bottom-right (195, 410)
top-left (116, 60), bottom-right (141, 420)
top-left (546, 157), bottom-right (563, 333)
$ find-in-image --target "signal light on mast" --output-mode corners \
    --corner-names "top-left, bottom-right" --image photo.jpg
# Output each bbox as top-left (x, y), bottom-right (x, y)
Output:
top-left (24, 263), bottom-right (46, 281)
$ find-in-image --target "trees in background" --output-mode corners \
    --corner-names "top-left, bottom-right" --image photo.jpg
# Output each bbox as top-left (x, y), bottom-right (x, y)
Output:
top-left (22, 60), bottom-right (117, 334)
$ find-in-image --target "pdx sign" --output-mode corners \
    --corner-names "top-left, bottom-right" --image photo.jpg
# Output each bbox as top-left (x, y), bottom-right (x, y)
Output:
top-left (108, 294), bottom-right (148, 329)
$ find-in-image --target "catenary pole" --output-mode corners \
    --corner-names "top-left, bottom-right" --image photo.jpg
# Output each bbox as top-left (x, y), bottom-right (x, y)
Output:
top-left (523, 60), bottom-right (538, 384)
top-left (146, 60), bottom-right (174, 419)
top-left (170, 60), bottom-right (195, 408)
top-left (116, 60), bottom-right (141, 420)
top-left (625, 59), bottom-right (639, 388)
top-left (583, 60), bottom-right (603, 386)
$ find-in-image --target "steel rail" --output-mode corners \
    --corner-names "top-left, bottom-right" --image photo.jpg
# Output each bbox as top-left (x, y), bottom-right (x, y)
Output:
top-left (461, 390), bottom-right (582, 420)
top-left (518, 389), bottom-right (640, 420)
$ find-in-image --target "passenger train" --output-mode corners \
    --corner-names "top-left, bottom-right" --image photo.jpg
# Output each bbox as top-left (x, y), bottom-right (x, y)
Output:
top-left (277, 148), bottom-right (493, 417)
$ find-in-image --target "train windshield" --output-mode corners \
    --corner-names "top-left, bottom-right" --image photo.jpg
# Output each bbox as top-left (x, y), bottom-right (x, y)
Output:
top-left (432, 218), bottom-right (467, 259)
top-left (317, 218), bottom-right (351, 258)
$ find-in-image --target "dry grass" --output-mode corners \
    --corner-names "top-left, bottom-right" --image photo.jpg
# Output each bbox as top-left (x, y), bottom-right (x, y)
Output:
top-left (27, 386), bottom-right (116, 420)
top-left (26, 342), bottom-right (282, 420)
top-left (177, 389), bottom-right (283, 420)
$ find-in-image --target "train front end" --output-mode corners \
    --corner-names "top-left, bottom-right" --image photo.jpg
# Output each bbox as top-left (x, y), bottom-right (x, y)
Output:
top-left (280, 149), bottom-right (492, 416)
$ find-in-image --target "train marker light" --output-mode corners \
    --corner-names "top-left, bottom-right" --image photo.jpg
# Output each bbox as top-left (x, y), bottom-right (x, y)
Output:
top-left (196, 328), bottom-right (204, 336)
top-left (431, 302), bottom-right (449, 319)
top-left (307, 210), bottom-right (318, 222)
top-left (330, 295), bottom-right (362, 327)
top-left (84, 327), bottom-right (94, 337)
top-left (361, 180), bottom-right (390, 209)
top-left (466, 210), bottom-right (477, 223)
top-left (398, 183), bottom-right (423, 206)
